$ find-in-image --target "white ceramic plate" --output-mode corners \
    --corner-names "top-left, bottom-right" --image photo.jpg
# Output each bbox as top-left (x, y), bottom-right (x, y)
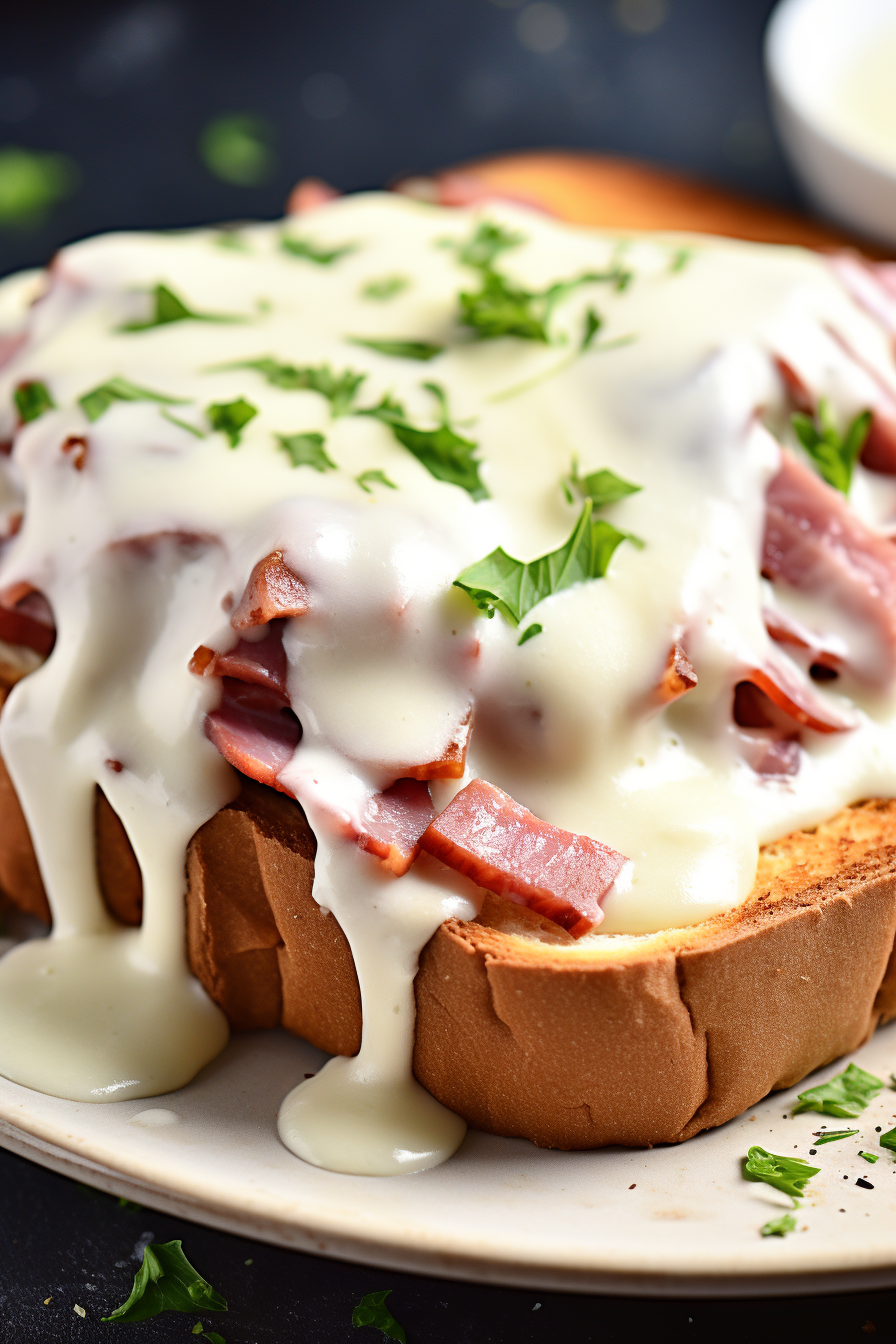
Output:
top-left (3, 1015), bottom-right (896, 1298)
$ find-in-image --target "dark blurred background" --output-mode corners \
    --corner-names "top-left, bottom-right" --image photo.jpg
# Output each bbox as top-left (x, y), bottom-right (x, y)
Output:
top-left (0, 0), bottom-right (792, 277)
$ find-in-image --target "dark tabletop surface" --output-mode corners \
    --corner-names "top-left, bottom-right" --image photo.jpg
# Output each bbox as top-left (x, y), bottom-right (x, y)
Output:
top-left (1, 0), bottom-right (893, 1339)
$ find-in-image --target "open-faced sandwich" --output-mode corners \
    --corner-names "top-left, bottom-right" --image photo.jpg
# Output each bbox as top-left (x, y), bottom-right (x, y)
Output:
top-left (1, 158), bottom-right (896, 1176)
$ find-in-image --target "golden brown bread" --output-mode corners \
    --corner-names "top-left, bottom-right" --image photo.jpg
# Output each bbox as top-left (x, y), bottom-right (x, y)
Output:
top-left (2, 153), bottom-right (895, 1151)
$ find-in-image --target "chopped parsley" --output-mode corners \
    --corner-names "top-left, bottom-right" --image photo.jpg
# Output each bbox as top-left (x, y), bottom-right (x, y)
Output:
top-left (518, 622), bottom-right (543, 645)
top-left (199, 113), bottom-right (275, 187)
top-left (119, 283), bottom-right (245, 332)
top-left (352, 1290), bottom-right (406, 1343)
top-left (743, 1146), bottom-right (820, 1205)
top-left (193, 1329), bottom-right (226, 1344)
top-left (215, 230), bottom-right (251, 252)
top-left (161, 408), bottom-right (206, 438)
top-left (811, 1128), bottom-right (859, 1145)
top-left (14, 380), bottom-right (55, 423)
top-left (859, 1151), bottom-right (880, 1163)
top-left (454, 499), bottom-right (636, 626)
top-left (349, 337), bottom-right (444, 361)
top-left (455, 220), bottom-right (525, 269)
top-left (79, 376), bottom-right (187, 423)
top-left (791, 398), bottom-right (871, 495)
top-left (362, 274), bottom-right (410, 301)
top-left (356, 468), bottom-right (397, 493)
top-left (792, 1063), bottom-right (883, 1118)
top-left (276, 431), bottom-right (335, 471)
top-left (564, 459), bottom-right (642, 509)
top-left (668, 246), bottom-right (694, 274)
top-left (207, 397), bottom-right (258, 447)
top-left (879, 1126), bottom-right (896, 1153)
top-left (360, 382), bottom-right (487, 499)
top-left (280, 234), bottom-right (355, 265)
top-left (760, 1213), bottom-right (797, 1238)
top-left (101, 1240), bottom-right (226, 1323)
top-left (211, 356), bottom-right (365, 417)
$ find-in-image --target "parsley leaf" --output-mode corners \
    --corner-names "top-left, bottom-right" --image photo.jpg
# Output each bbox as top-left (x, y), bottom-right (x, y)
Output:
top-left (454, 500), bottom-right (633, 626)
top-left (760, 1213), bottom-right (797, 1237)
top-left (211, 357), bottom-right (365, 417)
top-left (362, 274), bottom-right (410, 301)
top-left (14, 380), bottom-right (55, 423)
top-left (456, 220), bottom-right (525, 269)
top-left (352, 1289), bottom-right (406, 1343)
top-left (280, 234), bottom-right (355, 265)
top-left (565, 459), bottom-right (642, 509)
top-left (792, 1063), bottom-right (883, 1118)
top-left (360, 382), bottom-right (487, 499)
top-left (669, 246), bottom-right (694, 274)
top-left (811, 1128), bottom-right (859, 1145)
top-left (349, 337), bottom-right (444, 361)
top-left (161, 408), bottom-right (206, 438)
top-left (518, 622), bottom-right (542, 645)
top-left (207, 398), bottom-right (258, 447)
top-left (79, 376), bottom-right (187, 423)
top-left (743, 1146), bottom-right (820, 1205)
top-left (859, 1151), bottom-right (880, 1163)
top-left (879, 1126), bottom-right (896, 1152)
top-left (119, 283), bottom-right (245, 332)
top-left (276, 431), bottom-right (335, 471)
top-left (791, 399), bottom-right (871, 494)
top-left (101, 1240), bottom-right (226, 1323)
top-left (356, 468), bottom-right (397, 493)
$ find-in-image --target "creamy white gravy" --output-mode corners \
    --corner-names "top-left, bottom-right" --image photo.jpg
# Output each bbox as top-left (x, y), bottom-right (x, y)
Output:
top-left (0, 193), bottom-right (894, 1172)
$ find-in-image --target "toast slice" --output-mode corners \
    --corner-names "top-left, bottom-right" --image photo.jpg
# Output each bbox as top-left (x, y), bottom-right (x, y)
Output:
top-left (2, 153), bottom-right (895, 1150)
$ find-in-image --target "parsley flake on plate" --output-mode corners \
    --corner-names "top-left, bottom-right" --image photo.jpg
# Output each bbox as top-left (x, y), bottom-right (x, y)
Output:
top-left (14, 379), bottom-right (55, 423)
top-left (356, 468), bottom-right (397, 493)
top-left (118, 283), bottom-right (246, 332)
top-left (859, 1151), bottom-right (880, 1163)
top-left (791, 398), bottom-right (871, 495)
top-left (207, 397), bottom-right (258, 447)
top-left (276, 431), bottom-right (335, 472)
top-left (360, 381), bottom-right (486, 499)
top-left (352, 1289), bottom-right (406, 1343)
top-left (210, 356), bottom-right (365, 417)
top-left (879, 1126), bottom-right (896, 1153)
top-left (280, 234), bottom-right (355, 265)
top-left (811, 1128), bottom-right (859, 1145)
top-left (348, 337), bottom-right (444, 362)
top-left (101, 1239), bottom-right (226, 1323)
top-left (760, 1213), bottom-right (797, 1238)
top-left (564, 458), bottom-right (642, 509)
top-left (743, 1146), bottom-right (820, 1205)
top-left (792, 1063), bottom-right (883, 1118)
top-left (454, 499), bottom-right (637, 627)
top-left (79, 375), bottom-right (187, 423)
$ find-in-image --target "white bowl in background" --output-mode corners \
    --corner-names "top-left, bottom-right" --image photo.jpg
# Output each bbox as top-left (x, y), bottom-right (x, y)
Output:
top-left (766, 0), bottom-right (896, 248)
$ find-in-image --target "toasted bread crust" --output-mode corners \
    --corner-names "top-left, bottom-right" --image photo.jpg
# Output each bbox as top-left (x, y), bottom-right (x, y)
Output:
top-left (1, 154), bottom-right (894, 1149)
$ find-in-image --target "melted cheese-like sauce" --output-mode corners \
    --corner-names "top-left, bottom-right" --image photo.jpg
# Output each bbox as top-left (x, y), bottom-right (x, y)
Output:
top-left (0, 194), bottom-right (895, 1173)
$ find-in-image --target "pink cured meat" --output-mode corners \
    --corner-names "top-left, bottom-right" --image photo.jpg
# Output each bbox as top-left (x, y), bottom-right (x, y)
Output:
top-left (205, 677), bottom-right (301, 793)
top-left (763, 449), bottom-right (896, 688)
top-left (355, 779), bottom-right (435, 875)
top-left (192, 622), bottom-right (288, 698)
top-left (420, 779), bottom-right (627, 939)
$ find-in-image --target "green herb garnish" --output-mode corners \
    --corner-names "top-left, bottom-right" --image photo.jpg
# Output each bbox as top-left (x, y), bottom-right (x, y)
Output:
top-left (454, 500), bottom-right (635, 627)
top-left (0, 145), bottom-right (78, 227)
top-left (859, 1151), bottom-right (880, 1163)
top-left (119, 282), bottom-right (245, 332)
top-left (760, 1213), bottom-right (797, 1237)
top-left (356, 468), bottom-right (397, 493)
top-left (791, 399), bottom-right (872, 494)
top-left (564, 458), bottom-right (641, 509)
top-left (455, 220), bottom-right (525, 270)
top-left (215, 230), bottom-right (251, 252)
top-left (101, 1240), bottom-right (226, 1323)
top-left (879, 1126), bottom-right (896, 1152)
top-left (361, 382), bottom-right (487, 499)
top-left (14, 380), bottom-right (55, 423)
top-left (743, 1146), bottom-right (820, 1205)
top-left (811, 1129), bottom-right (859, 1145)
top-left (793, 1063), bottom-right (883, 1118)
top-left (518, 622), bottom-right (543, 645)
top-left (210, 356), bottom-right (365, 417)
top-left (669, 246), bottom-right (694, 274)
top-left (362, 274), bottom-right (410, 301)
top-left (352, 1290), bottom-right (406, 1343)
top-left (199, 113), bottom-right (275, 187)
top-left (161, 408), bottom-right (206, 438)
top-left (280, 234), bottom-right (355, 265)
top-left (349, 337), bottom-right (444, 361)
top-left (276, 431), bottom-right (335, 471)
top-left (207, 397), bottom-right (258, 447)
top-left (193, 1329), bottom-right (226, 1344)
top-left (79, 376), bottom-right (187, 423)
